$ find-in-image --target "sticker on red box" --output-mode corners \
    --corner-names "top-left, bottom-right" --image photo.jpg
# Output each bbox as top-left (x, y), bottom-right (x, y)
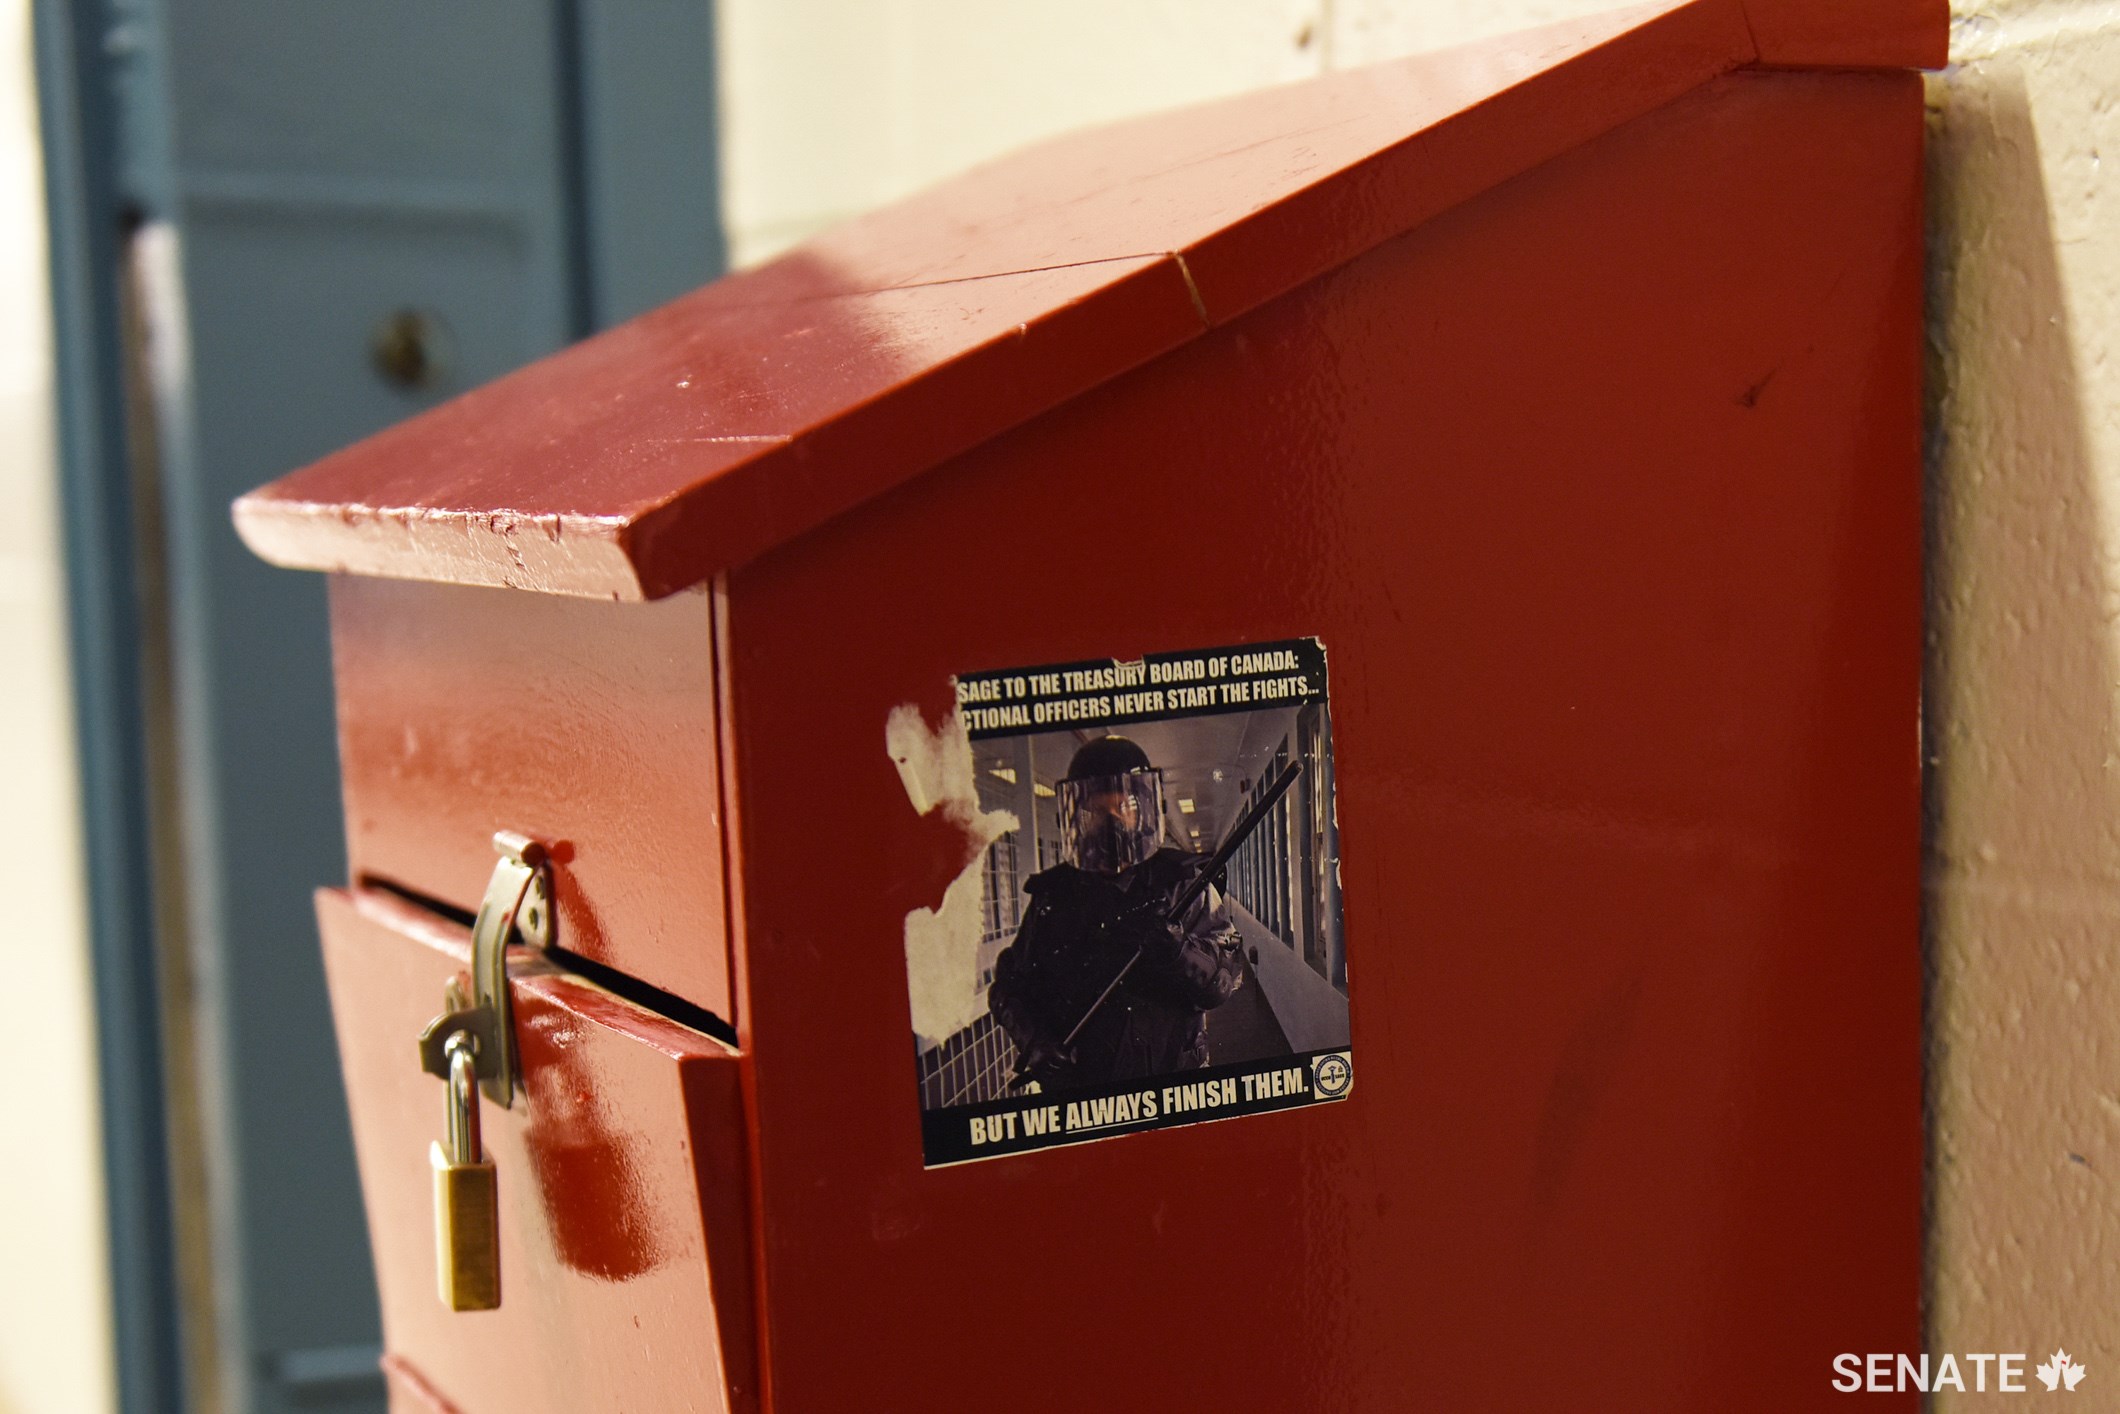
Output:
top-left (889, 638), bottom-right (1353, 1167)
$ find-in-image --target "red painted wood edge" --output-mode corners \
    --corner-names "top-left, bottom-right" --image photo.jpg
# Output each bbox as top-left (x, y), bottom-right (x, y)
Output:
top-left (380, 1355), bottom-right (460, 1413)
top-left (1740, 0), bottom-right (1949, 70)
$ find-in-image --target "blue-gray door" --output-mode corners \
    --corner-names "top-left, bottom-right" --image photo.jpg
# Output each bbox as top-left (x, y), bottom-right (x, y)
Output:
top-left (36, 4), bottom-right (724, 1409)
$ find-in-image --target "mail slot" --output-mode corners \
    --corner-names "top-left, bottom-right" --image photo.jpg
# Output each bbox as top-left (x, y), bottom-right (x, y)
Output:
top-left (236, 2), bottom-right (1943, 1407)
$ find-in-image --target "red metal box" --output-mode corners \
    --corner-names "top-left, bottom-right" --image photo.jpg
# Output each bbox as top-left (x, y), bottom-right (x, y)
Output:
top-left (238, 2), bottom-right (1943, 1408)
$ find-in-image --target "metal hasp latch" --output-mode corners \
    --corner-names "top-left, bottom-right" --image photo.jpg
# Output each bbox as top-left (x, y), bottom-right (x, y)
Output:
top-left (416, 831), bottom-right (551, 1312)
top-left (418, 830), bottom-right (553, 1108)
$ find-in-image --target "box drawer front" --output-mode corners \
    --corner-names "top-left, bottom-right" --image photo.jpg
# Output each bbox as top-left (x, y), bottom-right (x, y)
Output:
top-left (319, 886), bottom-right (756, 1412)
top-left (330, 575), bottom-right (733, 1019)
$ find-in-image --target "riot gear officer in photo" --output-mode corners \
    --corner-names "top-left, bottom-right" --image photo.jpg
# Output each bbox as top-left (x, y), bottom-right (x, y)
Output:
top-left (988, 736), bottom-right (1245, 1090)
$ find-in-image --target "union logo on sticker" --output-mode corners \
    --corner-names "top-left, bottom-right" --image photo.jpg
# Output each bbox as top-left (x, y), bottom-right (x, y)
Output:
top-left (1312, 1052), bottom-right (1354, 1100)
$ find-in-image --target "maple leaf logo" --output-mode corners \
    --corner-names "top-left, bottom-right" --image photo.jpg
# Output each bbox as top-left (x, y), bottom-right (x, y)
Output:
top-left (2036, 1350), bottom-right (2087, 1392)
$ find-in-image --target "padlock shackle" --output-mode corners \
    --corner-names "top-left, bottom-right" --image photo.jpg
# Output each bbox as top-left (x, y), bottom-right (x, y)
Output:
top-left (445, 1034), bottom-right (482, 1165)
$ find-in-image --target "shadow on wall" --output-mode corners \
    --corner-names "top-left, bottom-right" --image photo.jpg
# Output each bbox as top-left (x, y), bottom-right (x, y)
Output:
top-left (1923, 64), bottom-right (2115, 1366)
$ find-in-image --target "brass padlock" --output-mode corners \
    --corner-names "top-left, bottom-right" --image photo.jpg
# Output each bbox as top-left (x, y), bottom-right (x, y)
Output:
top-left (432, 1031), bottom-right (499, 1311)
top-left (417, 834), bottom-right (549, 1312)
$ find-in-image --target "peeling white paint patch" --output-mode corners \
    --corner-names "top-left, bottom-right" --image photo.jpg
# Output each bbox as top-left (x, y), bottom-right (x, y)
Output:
top-left (887, 702), bottom-right (1018, 1045)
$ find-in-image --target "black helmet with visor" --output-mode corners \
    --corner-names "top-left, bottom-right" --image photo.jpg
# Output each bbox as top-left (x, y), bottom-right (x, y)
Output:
top-left (1058, 736), bottom-right (1165, 874)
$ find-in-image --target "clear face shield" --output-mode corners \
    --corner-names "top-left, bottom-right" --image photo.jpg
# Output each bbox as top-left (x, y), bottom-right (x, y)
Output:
top-left (1058, 770), bottom-right (1165, 874)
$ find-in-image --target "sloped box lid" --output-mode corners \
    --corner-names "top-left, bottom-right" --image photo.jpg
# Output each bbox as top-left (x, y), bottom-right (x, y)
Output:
top-left (233, 0), bottom-right (1943, 602)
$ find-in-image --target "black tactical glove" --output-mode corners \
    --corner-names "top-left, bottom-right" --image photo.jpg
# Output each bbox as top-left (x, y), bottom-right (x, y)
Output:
top-left (1017, 1038), bottom-right (1079, 1090)
top-left (1114, 896), bottom-right (1185, 960)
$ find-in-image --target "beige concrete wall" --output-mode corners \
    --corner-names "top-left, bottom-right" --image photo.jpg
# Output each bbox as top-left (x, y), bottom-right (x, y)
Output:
top-left (717, 0), bottom-right (1326, 266)
top-left (714, 0), bottom-right (1626, 265)
top-left (718, 0), bottom-right (2120, 1394)
top-left (1926, 0), bottom-right (2120, 1400)
top-left (0, 0), bottom-right (117, 1411)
